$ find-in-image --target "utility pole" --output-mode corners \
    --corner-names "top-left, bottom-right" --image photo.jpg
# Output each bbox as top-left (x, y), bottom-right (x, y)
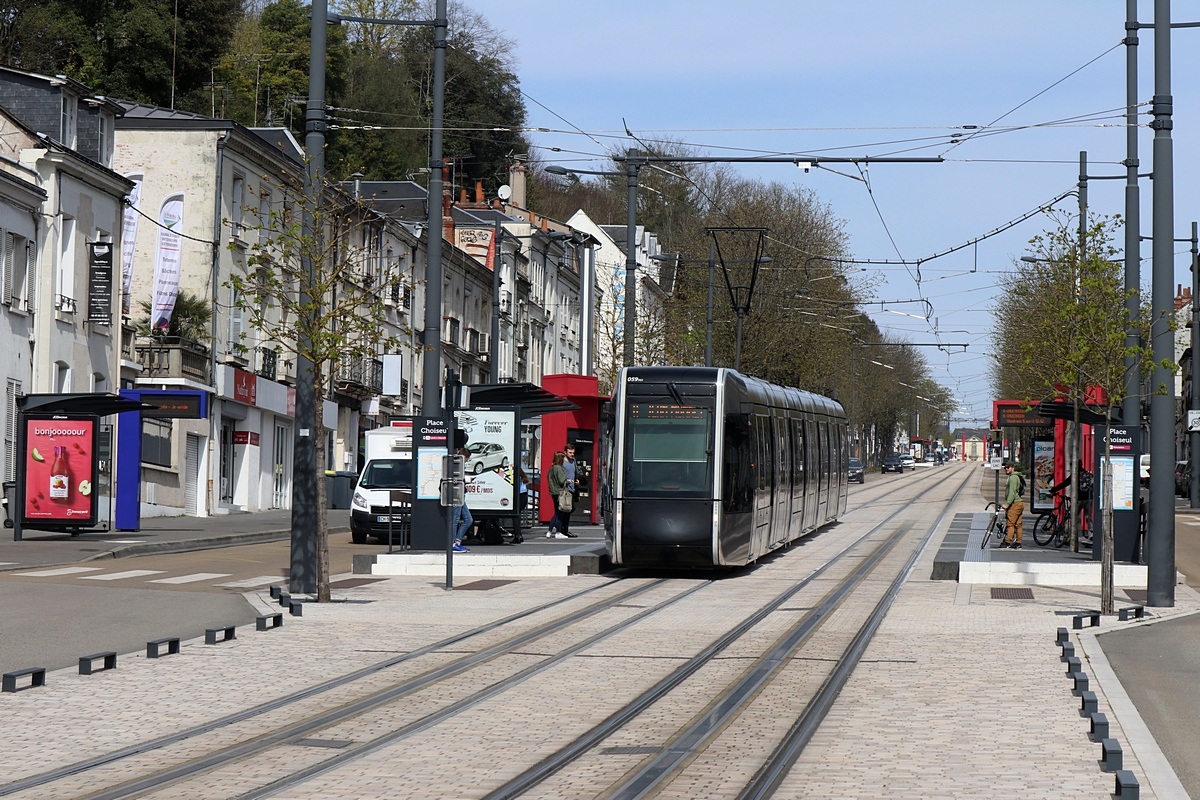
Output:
top-left (1147, 0), bottom-right (1176, 607)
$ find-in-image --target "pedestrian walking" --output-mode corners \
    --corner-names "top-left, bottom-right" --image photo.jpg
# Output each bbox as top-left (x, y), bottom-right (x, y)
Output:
top-left (546, 451), bottom-right (573, 539)
top-left (452, 447), bottom-right (473, 552)
top-left (1000, 462), bottom-right (1024, 549)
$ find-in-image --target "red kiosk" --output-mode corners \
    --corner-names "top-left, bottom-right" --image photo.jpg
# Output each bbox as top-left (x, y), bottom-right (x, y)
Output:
top-left (540, 374), bottom-right (605, 525)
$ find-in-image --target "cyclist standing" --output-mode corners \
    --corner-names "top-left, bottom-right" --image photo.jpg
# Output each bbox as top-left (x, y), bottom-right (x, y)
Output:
top-left (1000, 462), bottom-right (1025, 549)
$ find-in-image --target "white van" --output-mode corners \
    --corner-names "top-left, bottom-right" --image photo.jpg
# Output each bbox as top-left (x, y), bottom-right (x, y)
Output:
top-left (1140, 453), bottom-right (1150, 481)
top-left (350, 423), bottom-right (413, 544)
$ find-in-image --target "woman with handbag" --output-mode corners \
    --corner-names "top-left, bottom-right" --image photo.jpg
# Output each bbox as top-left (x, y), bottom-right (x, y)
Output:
top-left (546, 451), bottom-right (576, 539)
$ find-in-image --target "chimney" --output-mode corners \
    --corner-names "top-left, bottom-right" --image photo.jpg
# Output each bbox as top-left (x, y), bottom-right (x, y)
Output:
top-left (508, 161), bottom-right (527, 208)
top-left (442, 165), bottom-right (454, 243)
top-left (475, 180), bottom-right (484, 204)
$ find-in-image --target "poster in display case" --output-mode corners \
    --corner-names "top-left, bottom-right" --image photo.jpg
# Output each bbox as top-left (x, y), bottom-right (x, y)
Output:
top-left (18, 414), bottom-right (99, 528)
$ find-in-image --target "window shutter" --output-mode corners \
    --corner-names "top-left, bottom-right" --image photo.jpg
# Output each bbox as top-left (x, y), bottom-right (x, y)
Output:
top-left (1, 230), bottom-right (10, 304)
top-left (25, 241), bottom-right (35, 311)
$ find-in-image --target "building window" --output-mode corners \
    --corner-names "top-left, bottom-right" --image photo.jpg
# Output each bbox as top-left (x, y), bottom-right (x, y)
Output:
top-left (57, 216), bottom-right (76, 306)
top-left (142, 418), bottom-right (172, 467)
top-left (60, 94), bottom-right (77, 148)
top-left (231, 174), bottom-right (245, 239)
top-left (53, 361), bottom-right (70, 393)
top-left (97, 113), bottom-right (112, 167)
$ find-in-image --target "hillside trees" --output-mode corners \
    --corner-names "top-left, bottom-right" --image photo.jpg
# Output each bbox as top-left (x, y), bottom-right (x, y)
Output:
top-left (0, 0), bottom-right (243, 106)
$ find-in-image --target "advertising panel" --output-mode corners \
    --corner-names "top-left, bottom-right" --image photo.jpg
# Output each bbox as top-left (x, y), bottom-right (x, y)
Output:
top-left (455, 408), bottom-right (518, 513)
top-left (20, 414), bottom-right (98, 526)
top-left (1031, 439), bottom-right (1055, 513)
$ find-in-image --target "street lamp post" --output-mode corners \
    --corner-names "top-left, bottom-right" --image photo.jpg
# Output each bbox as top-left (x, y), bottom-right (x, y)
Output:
top-left (546, 163), bottom-right (644, 366)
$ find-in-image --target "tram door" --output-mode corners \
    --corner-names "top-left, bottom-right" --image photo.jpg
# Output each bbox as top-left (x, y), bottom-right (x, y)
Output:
top-left (752, 413), bottom-right (773, 555)
top-left (770, 414), bottom-right (790, 549)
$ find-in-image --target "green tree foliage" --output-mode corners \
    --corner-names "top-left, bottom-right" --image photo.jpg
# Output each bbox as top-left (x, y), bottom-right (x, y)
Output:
top-left (228, 176), bottom-right (402, 602)
top-left (0, 0), bottom-right (242, 107)
top-left (991, 213), bottom-right (1157, 612)
top-left (135, 289), bottom-right (213, 343)
top-left (207, 0), bottom-right (348, 137)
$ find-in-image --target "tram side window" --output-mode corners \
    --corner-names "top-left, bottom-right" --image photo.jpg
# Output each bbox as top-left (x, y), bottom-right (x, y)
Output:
top-left (723, 414), bottom-right (754, 513)
top-left (754, 416), bottom-right (772, 492)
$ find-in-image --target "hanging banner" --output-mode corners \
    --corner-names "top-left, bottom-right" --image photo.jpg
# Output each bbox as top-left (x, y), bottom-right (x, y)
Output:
top-left (87, 242), bottom-right (114, 325)
top-left (151, 192), bottom-right (184, 330)
top-left (120, 174), bottom-right (143, 316)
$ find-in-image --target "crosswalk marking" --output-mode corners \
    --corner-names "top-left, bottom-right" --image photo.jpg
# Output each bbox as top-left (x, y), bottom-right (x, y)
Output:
top-left (214, 575), bottom-right (283, 588)
top-left (15, 566), bottom-right (104, 577)
top-left (148, 572), bottom-right (232, 584)
top-left (80, 570), bottom-right (165, 581)
top-left (1180, 518), bottom-right (1200, 526)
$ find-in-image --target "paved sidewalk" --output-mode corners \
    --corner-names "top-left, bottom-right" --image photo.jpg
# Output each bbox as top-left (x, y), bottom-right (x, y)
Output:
top-left (1, 471), bottom-right (1196, 798)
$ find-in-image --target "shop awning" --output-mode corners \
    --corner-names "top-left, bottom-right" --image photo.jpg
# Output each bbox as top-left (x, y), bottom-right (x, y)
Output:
top-left (467, 383), bottom-right (579, 419)
top-left (18, 393), bottom-right (156, 417)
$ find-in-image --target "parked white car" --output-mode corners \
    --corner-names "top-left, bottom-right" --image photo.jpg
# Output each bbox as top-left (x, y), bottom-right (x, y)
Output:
top-left (465, 441), bottom-right (509, 474)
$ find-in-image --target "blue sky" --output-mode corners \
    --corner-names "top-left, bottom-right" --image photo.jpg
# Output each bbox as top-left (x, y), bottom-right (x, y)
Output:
top-left (460, 0), bottom-right (1200, 428)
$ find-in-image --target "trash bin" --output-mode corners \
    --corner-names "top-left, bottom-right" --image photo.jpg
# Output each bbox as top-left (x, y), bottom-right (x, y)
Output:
top-left (2, 480), bottom-right (15, 528)
top-left (326, 471), bottom-right (355, 509)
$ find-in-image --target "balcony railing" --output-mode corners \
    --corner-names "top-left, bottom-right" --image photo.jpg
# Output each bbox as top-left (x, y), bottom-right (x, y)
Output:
top-left (121, 322), bottom-right (138, 363)
top-left (134, 337), bottom-right (211, 383)
top-left (334, 357), bottom-right (383, 396)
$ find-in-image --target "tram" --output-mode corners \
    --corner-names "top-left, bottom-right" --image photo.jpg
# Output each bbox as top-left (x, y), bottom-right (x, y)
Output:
top-left (603, 366), bottom-right (848, 568)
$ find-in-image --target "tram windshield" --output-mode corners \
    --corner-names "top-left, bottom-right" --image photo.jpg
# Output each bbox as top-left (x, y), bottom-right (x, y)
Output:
top-left (623, 401), bottom-right (714, 497)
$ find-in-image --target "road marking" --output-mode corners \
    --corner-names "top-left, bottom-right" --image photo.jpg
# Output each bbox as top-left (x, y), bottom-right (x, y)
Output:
top-left (106, 539), bottom-right (146, 543)
top-left (147, 572), bottom-right (232, 584)
top-left (1180, 518), bottom-right (1200, 526)
top-left (215, 575), bottom-right (283, 588)
top-left (80, 570), bottom-right (166, 581)
top-left (14, 566), bottom-right (104, 577)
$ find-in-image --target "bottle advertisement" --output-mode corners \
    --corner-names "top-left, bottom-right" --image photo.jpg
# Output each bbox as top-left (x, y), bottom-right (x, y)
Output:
top-left (20, 414), bottom-right (98, 526)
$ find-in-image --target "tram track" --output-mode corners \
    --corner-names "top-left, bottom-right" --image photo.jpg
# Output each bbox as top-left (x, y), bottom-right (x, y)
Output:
top-left (0, 579), bottom-right (659, 798)
top-left (3, 467), bottom-right (974, 799)
top-left (483, 467), bottom-right (974, 799)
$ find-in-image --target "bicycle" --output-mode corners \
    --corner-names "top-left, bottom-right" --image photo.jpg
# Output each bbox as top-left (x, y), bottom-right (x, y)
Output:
top-left (1033, 491), bottom-right (1092, 548)
top-left (981, 502), bottom-right (1006, 548)
top-left (1033, 492), bottom-right (1070, 548)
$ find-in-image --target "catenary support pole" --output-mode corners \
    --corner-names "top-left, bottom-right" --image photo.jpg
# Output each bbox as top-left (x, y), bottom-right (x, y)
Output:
top-left (1123, 0), bottom-right (1142, 435)
top-left (421, 0), bottom-right (447, 415)
top-left (289, 0), bottom-right (327, 594)
top-left (1147, 0), bottom-right (1176, 606)
top-left (624, 155), bottom-right (639, 367)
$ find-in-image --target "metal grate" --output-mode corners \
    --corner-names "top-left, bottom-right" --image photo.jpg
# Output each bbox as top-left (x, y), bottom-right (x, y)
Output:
top-left (991, 588), bottom-right (1035, 600)
top-left (455, 579), bottom-right (518, 591)
top-left (1124, 589), bottom-right (1148, 603)
top-left (328, 578), bottom-right (388, 589)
